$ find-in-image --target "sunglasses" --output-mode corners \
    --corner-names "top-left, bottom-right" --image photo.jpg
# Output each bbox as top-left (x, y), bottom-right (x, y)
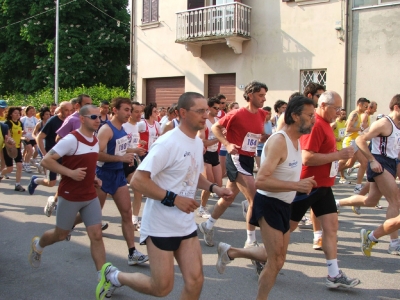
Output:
top-left (212, 106), bottom-right (220, 110)
top-left (84, 114), bottom-right (101, 120)
top-left (220, 102), bottom-right (226, 105)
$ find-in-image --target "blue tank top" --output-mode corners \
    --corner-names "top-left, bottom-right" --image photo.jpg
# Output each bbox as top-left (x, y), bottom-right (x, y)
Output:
top-left (97, 120), bottom-right (129, 170)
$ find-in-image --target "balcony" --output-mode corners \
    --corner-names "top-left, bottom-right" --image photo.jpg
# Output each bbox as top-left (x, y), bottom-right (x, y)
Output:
top-left (175, 2), bottom-right (251, 57)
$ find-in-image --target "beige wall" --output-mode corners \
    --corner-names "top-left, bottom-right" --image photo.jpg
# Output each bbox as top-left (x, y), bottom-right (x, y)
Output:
top-left (349, 4), bottom-right (400, 116)
top-left (135, 0), bottom-right (346, 108)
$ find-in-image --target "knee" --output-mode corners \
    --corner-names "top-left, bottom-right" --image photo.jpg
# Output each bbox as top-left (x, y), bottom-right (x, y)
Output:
top-left (57, 231), bottom-right (70, 241)
top-left (185, 273), bottom-right (204, 292)
top-left (48, 181), bottom-right (56, 187)
top-left (152, 279), bottom-right (173, 297)
top-left (268, 254), bottom-right (286, 272)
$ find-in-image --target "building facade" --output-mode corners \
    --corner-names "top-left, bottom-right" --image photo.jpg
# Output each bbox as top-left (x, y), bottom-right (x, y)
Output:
top-left (132, 0), bottom-right (399, 115)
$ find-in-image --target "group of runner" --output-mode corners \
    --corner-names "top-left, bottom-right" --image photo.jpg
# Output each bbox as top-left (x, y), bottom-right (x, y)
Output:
top-left (1, 80), bottom-right (399, 300)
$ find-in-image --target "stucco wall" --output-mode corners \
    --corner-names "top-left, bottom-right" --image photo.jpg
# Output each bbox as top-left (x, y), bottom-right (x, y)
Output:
top-left (350, 5), bottom-right (400, 115)
top-left (135, 0), bottom-right (346, 108)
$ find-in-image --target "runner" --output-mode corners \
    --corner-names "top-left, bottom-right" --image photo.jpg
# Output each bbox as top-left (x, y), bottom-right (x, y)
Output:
top-left (96, 92), bottom-right (232, 300)
top-left (20, 106), bottom-right (38, 173)
top-left (137, 102), bottom-right (161, 159)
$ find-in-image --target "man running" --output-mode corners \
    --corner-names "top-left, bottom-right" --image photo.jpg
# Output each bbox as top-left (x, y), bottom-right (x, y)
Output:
top-left (96, 92), bottom-right (232, 300)
top-left (28, 104), bottom-right (106, 279)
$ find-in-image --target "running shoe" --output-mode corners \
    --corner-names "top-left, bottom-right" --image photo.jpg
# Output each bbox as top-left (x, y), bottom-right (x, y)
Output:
top-left (216, 242), bottom-right (232, 274)
top-left (375, 204), bottom-right (383, 209)
top-left (313, 237), bottom-right (323, 250)
top-left (352, 206), bottom-right (361, 215)
top-left (298, 216), bottom-right (313, 228)
top-left (15, 184), bottom-right (26, 192)
top-left (325, 270), bottom-right (360, 288)
top-left (25, 164), bottom-right (32, 173)
top-left (244, 240), bottom-right (262, 267)
top-left (101, 222), bottom-right (109, 231)
top-left (346, 167), bottom-right (355, 176)
top-left (28, 236), bottom-right (42, 268)
top-left (44, 196), bottom-right (56, 217)
top-left (96, 263), bottom-right (113, 300)
top-left (65, 226), bottom-right (75, 241)
top-left (197, 207), bottom-right (211, 219)
top-left (28, 176), bottom-right (39, 195)
top-left (199, 222), bottom-right (214, 247)
top-left (133, 220), bottom-right (141, 231)
top-left (353, 185), bottom-right (363, 194)
top-left (360, 229), bottom-right (377, 257)
top-left (128, 249), bottom-right (149, 265)
top-left (338, 178), bottom-right (351, 184)
top-left (335, 200), bottom-right (340, 214)
top-left (241, 200), bottom-right (249, 220)
top-left (387, 240), bottom-right (400, 256)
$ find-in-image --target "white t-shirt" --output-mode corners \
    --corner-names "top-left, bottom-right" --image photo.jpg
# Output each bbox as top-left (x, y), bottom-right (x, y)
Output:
top-left (122, 122), bottom-right (140, 149)
top-left (159, 115), bottom-right (168, 125)
top-left (138, 127), bottom-right (204, 241)
top-left (21, 116), bottom-right (38, 140)
top-left (52, 130), bottom-right (96, 156)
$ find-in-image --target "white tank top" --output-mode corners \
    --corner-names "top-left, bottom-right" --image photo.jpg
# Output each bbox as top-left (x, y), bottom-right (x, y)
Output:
top-left (257, 130), bottom-right (302, 204)
top-left (371, 116), bottom-right (400, 159)
top-left (206, 117), bottom-right (218, 152)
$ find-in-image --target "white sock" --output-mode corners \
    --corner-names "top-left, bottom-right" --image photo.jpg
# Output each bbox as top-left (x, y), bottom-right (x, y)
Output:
top-left (313, 230), bottom-right (323, 241)
top-left (35, 240), bottom-right (44, 252)
top-left (109, 269), bottom-right (122, 287)
top-left (132, 215), bottom-right (139, 224)
top-left (97, 271), bottom-right (101, 282)
top-left (390, 238), bottom-right (399, 246)
top-left (368, 231), bottom-right (378, 242)
top-left (34, 177), bottom-right (42, 184)
top-left (326, 259), bottom-right (339, 278)
top-left (205, 217), bottom-right (216, 230)
top-left (246, 230), bottom-right (256, 244)
top-left (355, 184), bottom-right (362, 188)
top-left (15, 182), bottom-right (20, 186)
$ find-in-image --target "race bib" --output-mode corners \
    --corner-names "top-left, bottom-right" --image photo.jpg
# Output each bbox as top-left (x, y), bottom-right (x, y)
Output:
top-left (115, 136), bottom-right (129, 156)
top-left (241, 132), bottom-right (261, 153)
top-left (207, 131), bottom-right (218, 152)
top-left (330, 160), bottom-right (339, 177)
top-left (130, 133), bottom-right (140, 148)
top-left (394, 132), bottom-right (400, 150)
top-left (338, 128), bottom-right (345, 138)
top-left (149, 133), bottom-right (158, 149)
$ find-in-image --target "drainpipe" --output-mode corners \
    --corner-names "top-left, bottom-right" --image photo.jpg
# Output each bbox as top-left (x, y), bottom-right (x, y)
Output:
top-left (343, 0), bottom-right (350, 110)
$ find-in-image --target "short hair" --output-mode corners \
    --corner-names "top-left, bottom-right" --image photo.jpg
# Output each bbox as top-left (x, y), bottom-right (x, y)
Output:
top-left (80, 104), bottom-right (98, 116)
top-left (243, 81), bottom-right (268, 102)
top-left (5, 106), bottom-right (22, 121)
top-left (216, 94), bottom-right (226, 101)
top-left (50, 103), bottom-right (57, 107)
top-left (228, 102), bottom-right (239, 110)
top-left (168, 103), bottom-right (178, 114)
top-left (262, 106), bottom-right (271, 112)
top-left (303, 82), bottom-right (325, 97)
top-left (177, 92), bottom-right (204, 112)
top-left (289, 92), bottom-right (302, 102)
top-left (144, 102), bottom-right (157, 119)
top-left (77, 94), bottom-right (91, 106)
top-left (389, 94), bottom-right (400, 111)
top-left (100, 100), bottom-right (110, 106)
top-left (39, 107), bottom-right (51, 120)
top-left (318, 91), bottom-right (336, 106)
top-left (70, 98), bottom-right (78, 105)
top-left (284, 96), bottom-right (315, 125)
top-left (111, 97), bottom-right (132, 110)
top-left (369, 101), bottom-right (377, 108)
top-left (131, 101), bottom-right (141, 106)
top-left (25, 105), bottom-right (35, 114)
top-left (207, 97), bottom-right (220, 107)
top-left (356, 97), bottom-right (370, 105)
top-left (274, 100), bottom-right (287, 113)
top-left (158, 107), bottom-right (165, 111)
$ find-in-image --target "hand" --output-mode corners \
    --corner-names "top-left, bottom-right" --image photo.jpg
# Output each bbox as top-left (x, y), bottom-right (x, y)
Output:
top-left (370, 160), bottom-right (383, 173)
top-left (94, 177), bottom-right (102, 188)
top-left (226, 143), bottom-right (240, 155)
top-left (134, 147), bottom-right (146, 157)
top-left (338, 146), bottom-right (355, 160)
top-left (296, 176), bottom-right (317, 194)
top-left (139, 140), bottom-right (147, 146)
top-left (4, 135), bottom-right (15, 147)
top-left (70, 167), bottom-right (87, 181)
top-left (121, 152), bottom-right (135, 163)
top-left (214, 186), bottom-right (233, 200)
top-left (174, 195), bottom-right (200, 214)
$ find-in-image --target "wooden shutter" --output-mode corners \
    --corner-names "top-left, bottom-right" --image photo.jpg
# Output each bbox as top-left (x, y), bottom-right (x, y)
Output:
top-left (208, 73), bottom-right (236, 102)
top-left (146, 77), bottom-right (185, 108)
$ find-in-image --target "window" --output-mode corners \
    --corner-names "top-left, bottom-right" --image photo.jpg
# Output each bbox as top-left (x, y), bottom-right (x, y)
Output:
top-left (353, 0), bottom-right (400, 8)
top-left (300, 69), bottom-right (327, 93)
top-left (142, 0), bottom-right (158, 23)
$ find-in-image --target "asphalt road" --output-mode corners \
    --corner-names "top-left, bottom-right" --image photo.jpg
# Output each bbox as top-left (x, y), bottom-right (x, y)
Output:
top-left (1, 170), bottom-right (399, 300)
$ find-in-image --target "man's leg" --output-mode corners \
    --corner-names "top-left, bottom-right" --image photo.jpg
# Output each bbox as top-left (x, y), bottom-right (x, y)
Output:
top-left (38, 226), bottom-right (71, 247)
top-left (175, 237), bottom-right (204, 300)
top-left (355, 151), bottom-right (368, 187)
top-left (86, 223), bottom-right (106, 271)
top-left (337, 182), bottom-right (382, 208)
top-left (257, 217), bottom-right (290, 299)
top-left (319, 213), bottom-right (339, 261)
top-left (113, 185), bottom-right (136, 249)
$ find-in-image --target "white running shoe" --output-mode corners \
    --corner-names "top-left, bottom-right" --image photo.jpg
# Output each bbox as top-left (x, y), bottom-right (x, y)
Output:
top-left (216, 242), bottom-right (232, 274)
top-left (44, 196), bottom-right (56, 217)
top-left (128, 249), bottom-right (149, 265)
top-left (197, 207), bottom-right (211, 219)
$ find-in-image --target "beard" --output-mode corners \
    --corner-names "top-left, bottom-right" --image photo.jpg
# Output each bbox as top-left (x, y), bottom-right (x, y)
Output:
top-left (299, 118), bottom-right (313, 134)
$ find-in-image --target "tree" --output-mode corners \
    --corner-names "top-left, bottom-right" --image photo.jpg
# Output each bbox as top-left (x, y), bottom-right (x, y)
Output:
top-left (0, 0), bottom-right (130, 95)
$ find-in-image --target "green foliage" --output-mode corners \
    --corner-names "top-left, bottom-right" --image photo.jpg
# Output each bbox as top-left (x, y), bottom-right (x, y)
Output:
top-left (0, 0), bottom-right (130, 95)
top-left (3, 84), bottom-right (130, 108)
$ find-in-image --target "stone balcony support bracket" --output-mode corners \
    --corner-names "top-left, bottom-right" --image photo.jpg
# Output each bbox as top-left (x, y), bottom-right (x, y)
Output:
top-left (185, 43), bottom-right (202, 57)
top-left (225, 37), bottom-right (243, 54)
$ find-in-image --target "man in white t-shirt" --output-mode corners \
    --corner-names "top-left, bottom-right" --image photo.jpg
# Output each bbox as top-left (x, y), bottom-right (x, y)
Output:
top-left (96, 92), bottom-right (233, 300)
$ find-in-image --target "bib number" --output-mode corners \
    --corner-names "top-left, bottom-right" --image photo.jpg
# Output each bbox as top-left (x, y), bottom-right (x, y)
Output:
top-left (338, 128), bottom-right (345, 138)
top-left (330, 160), bottom-right (339, 177)
top-left (241, 133), bottom-right (261, 153)
top-left (115, 136), bottom-right (129, 156)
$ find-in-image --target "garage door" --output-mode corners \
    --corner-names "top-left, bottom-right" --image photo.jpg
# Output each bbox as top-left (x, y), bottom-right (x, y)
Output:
top-left (146, 77), bottom-right (185, 108)
top-left (208, 73), bottom-right (236, 102)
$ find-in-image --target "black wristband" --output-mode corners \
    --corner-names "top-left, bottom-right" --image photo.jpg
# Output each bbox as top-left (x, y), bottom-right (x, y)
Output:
top-left (161, 190), bottom-right (177, 207)
top-left (209, 183), bottom-right (218, 193)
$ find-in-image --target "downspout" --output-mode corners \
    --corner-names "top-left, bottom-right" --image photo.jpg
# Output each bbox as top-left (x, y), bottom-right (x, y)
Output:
top-left (343, 0), bottom-right (350, 110)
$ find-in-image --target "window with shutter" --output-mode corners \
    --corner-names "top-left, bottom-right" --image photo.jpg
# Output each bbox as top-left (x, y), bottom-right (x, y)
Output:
top-left (142, 0), bottom-right (159, 24)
